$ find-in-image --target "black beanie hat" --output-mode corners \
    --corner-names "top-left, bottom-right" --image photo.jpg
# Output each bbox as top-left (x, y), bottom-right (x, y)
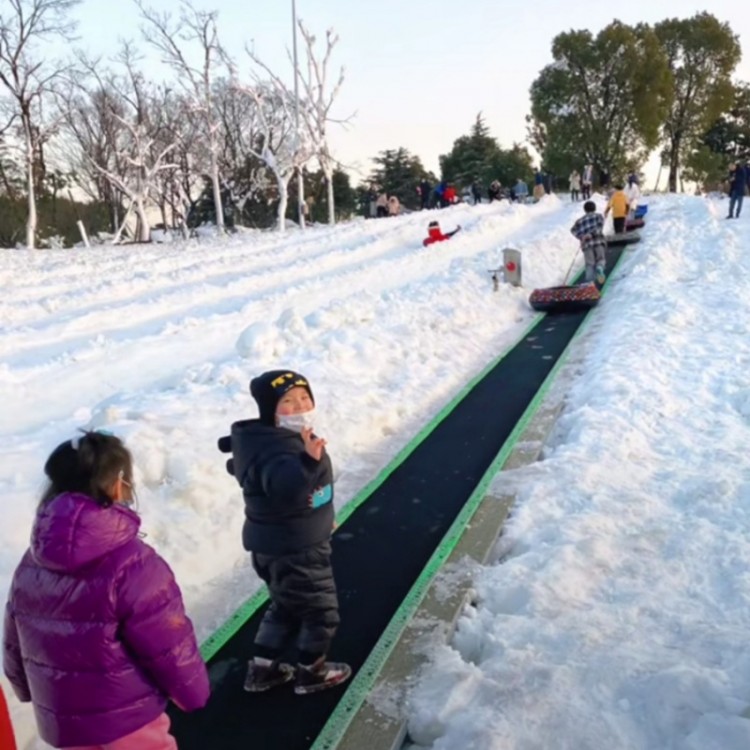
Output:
top-left (250, 370), bottom-right (315, 426)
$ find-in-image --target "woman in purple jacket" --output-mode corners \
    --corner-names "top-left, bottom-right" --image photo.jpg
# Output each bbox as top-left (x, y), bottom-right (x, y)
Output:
top-left (2, 432), bottom-right (210, 749)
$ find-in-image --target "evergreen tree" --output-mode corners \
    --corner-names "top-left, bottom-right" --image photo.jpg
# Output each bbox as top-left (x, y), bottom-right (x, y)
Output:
top-left (655, 13), bottom-right (741, 192)
top-left (441, 115), bottom-right (535, 191)
top-left (289, 167), bottom-right (357, 223)
top-left (439, 113), bottom-right (501, 188)
top-left (369, 148), bottom-right (435, 210)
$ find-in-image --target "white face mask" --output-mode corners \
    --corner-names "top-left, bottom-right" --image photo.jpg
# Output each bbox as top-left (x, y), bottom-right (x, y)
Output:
top-left (277, 407), bottom-right (316, 433)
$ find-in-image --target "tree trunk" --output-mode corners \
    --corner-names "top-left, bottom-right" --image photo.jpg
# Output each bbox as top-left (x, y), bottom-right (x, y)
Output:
top-left (23, 120), bottom-right (37, 249)
top-left (323, 164), bottom-right (335, 225)
top-left (210, 152), bottom-right (225, 234)
top-left (112, 202), bottom-right (135, 244)
top-left (111, 193), bottom-right (120, 235)
top-left (296, 168), bottom-right (306, 230)
top-left (276, 175), bottom-right (288, 232)
top-left (668, 137), bottom-right (680, 193)
top-left (135, 198), bottom-right (151, 243)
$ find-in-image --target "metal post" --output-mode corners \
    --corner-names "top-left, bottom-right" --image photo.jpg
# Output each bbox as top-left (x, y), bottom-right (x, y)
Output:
top-left (292, 0), bottom-right (306, 230)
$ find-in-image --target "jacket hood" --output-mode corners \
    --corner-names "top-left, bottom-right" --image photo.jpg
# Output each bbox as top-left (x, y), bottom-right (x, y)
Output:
top-left (31, 492), bottom-right (141, 572)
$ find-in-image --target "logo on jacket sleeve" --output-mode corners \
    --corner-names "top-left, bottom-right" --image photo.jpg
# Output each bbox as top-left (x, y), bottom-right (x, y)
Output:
top-left (309, 484), bottom-right (332, 509)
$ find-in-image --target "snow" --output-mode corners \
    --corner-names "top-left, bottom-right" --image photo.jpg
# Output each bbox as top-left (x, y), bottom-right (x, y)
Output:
top-left (2, 193), bottom-right (749, 749)
top-left (406, 195), bottom-right (750, 750)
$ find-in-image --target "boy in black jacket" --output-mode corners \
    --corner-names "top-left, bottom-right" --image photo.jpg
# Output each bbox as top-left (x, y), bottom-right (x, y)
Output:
top-left (218, 370), bottom-right (351, 694)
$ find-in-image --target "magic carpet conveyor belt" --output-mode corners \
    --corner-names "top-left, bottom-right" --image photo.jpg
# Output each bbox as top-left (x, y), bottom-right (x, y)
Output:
top-left (170, 245), bottom-right (625, 750)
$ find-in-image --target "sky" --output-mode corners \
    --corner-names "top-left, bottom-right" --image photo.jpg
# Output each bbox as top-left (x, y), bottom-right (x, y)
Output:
top-left (62, 0), bottom-right (750, 186)
top-left (3, 192), bottom-right (750, 748)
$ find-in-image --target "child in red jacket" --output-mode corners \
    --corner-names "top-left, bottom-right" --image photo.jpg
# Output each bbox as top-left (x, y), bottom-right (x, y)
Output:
top-left (422, 220), bottom-right (461, 246)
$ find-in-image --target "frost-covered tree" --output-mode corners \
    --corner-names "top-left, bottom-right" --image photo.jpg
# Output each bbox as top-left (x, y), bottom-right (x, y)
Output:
top-left (230, 47), bottom-right (314, 232)
top-left (137, 0), bottom-right (229, 234)
top-left (0, 0), bottom-right (79, 248)
top-left (65, 46), bottom-right (179, 243)
top-left (241, 81), bottom-right (307, 231)
top-left (297, 22), bottom-right (347, 225)
top-left (213, 79), bottom-right (270, 220)
top-left (60, 64), bottom-right (127, 232)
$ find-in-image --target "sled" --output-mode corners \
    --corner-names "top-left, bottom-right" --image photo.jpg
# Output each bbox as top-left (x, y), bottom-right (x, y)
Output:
top-left (529, 283), bottom-right (601, 314)
top-left (606, 231), bottom-right (641, 247)
top-left (634, 205), bottom-right (648, 219)
top-left (625, 218), bottom-right (645, 231)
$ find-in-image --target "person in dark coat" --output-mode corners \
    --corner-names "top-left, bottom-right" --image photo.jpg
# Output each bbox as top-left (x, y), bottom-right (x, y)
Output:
top-left (219, 370), bottom-right (351, 695)
top-left (543, 171), bottom-right (553, 195)
top-left (2, 432), bottom-right (209, 749)
top-left (434, 180), bottom-right (447, 208)
top-left (471, 181), bottom-right (483, 205)
top-left (419, 179), bottom-right (432, 210)
top-left (533, 170), bottom-right (545, 201)
top-left (727, 161), bottom-right (748, 219)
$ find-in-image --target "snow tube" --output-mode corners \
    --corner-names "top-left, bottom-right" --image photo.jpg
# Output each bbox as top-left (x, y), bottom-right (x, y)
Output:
top-left (626, 218), bottom-right (645, 231)
top-left (607, 232), bottom-right (641, 247)
top-left (529, 283), bottom-right (601, 313)
top-left (634, 205), bottom-right (648, 219)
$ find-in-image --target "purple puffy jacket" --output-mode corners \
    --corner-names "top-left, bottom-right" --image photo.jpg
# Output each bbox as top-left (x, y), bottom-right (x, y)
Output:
top-left (2, 492), bottom-right (210, 748)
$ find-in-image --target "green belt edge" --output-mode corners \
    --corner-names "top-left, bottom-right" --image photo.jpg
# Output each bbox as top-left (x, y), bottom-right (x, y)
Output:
top-left (196, 246), bottom-right (627, 741)
top-left (200, 306), bottom-right (550, 662)
top-left (309, 249), bottom-right (629, 750)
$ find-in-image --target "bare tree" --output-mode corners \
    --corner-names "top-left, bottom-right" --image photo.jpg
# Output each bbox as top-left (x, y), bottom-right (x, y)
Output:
top-left (0, 0), bottom-right (79, 248)
top-left (149, 88), bottom-right (199, 238)
top-left (59, 64), bottom-right (128, 232)
top-left (137, 0), bottom-right (228, 235)
top-left (231, 75), bottom-right (313, 232)
top-left (214, 78), bottom-right (270, 220)
top-left (297, 22), bottom-right (347, 224)
top-left (238, 49), bottom-right (317, 231)
top-left (62, 46), bottom-right (180, 243)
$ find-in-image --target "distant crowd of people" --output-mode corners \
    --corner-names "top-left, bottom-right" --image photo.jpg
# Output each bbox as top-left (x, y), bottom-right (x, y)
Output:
top-left (365, 176), bottom-right (536, 218)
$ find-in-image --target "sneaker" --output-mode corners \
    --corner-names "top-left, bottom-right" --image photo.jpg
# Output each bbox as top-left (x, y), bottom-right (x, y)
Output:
top-left (294, 658), bottom-right (352, 695)
top-left (595, 267), bottom-right (606, 286)
top-left (243, 659), bottom-right (295, 693)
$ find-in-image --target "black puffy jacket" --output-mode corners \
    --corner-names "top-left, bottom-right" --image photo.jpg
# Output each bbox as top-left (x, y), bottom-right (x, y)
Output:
top-left (222, 420), bottom-right (335, 556)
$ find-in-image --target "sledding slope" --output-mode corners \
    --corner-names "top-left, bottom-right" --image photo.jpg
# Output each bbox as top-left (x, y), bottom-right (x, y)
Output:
top-left (1, 194), bottom-right (611, 746)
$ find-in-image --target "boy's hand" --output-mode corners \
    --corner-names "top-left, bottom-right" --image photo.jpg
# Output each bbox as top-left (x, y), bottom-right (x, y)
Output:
top-left (301, 427), bottom-right (326, 461)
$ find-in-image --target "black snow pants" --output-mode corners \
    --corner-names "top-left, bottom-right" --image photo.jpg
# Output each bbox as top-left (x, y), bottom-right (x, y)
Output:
top-left (252, 540), bottom-right (340, 662)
